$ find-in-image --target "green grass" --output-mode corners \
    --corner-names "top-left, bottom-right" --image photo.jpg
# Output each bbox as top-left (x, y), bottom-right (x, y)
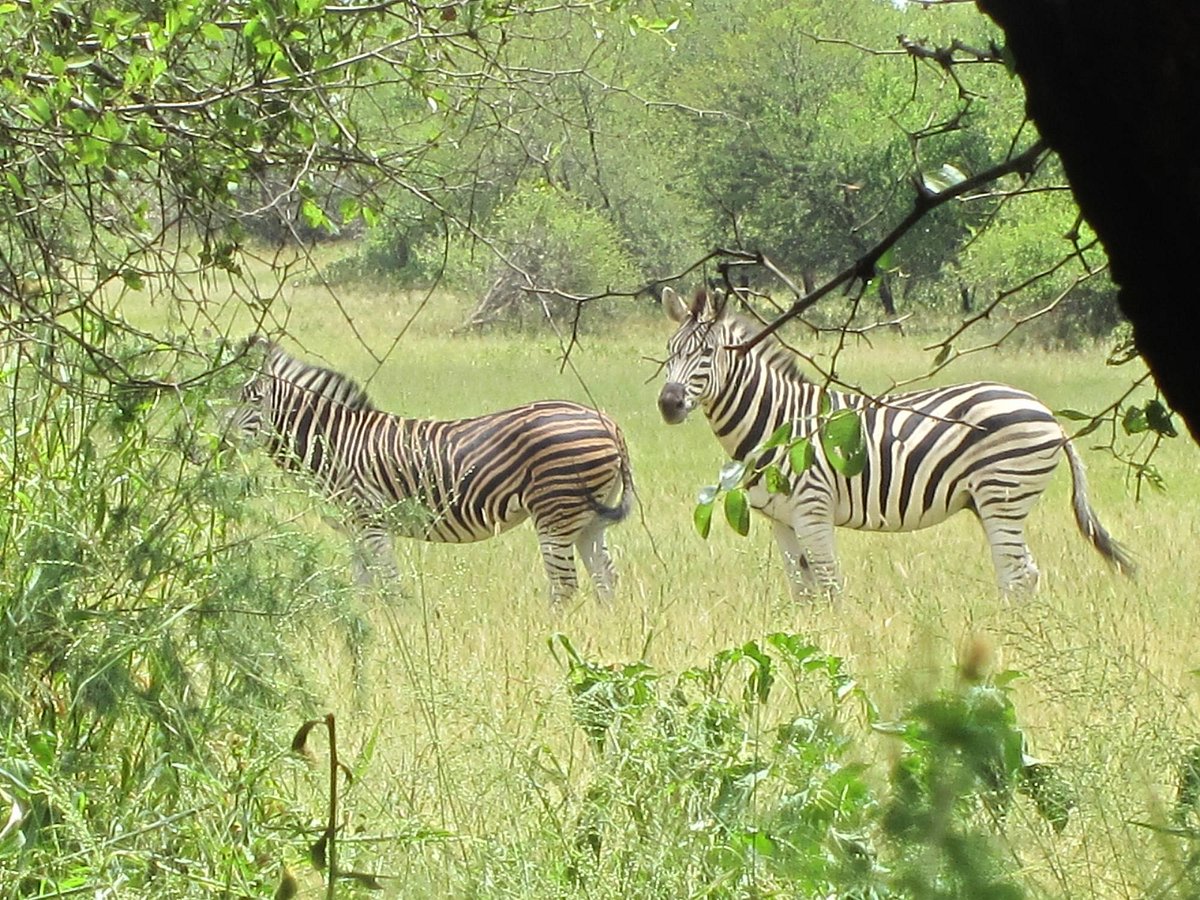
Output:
top-left (125, 256), bottom-right (1200, 897)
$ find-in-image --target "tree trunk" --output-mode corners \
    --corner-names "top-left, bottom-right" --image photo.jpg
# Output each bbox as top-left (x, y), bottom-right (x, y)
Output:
top-left (977, 0), bottom-right (1200, 443)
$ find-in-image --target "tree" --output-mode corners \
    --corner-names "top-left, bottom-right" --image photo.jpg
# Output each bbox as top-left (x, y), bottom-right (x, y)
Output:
top-left (974, 0), bottom-right (1200, 444)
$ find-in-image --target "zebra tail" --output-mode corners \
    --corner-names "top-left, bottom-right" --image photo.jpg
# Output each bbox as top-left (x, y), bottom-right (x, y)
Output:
top-left (592, 456), bottom-right (636, 524)
top-left (1064, 439), bottom-right (1136, 577)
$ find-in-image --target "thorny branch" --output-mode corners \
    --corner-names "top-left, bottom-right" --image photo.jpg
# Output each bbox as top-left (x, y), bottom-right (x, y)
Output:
top-left (715, 138), bottom-right (1049, 352)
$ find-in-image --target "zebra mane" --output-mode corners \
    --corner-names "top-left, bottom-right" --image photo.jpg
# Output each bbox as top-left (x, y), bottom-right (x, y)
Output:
top-left (265, 344), bottom-right (378, 412)
top-left (720, 311), bottom-right (808, 383)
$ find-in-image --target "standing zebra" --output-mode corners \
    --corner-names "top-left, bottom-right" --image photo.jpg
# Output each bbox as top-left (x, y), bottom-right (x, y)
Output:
top-left (656, 288), bottom-right (1134, 596)
top-left (229, 337), bottom-right (635, 602)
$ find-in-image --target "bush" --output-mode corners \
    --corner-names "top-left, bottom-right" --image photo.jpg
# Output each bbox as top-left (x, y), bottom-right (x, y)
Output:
top-left (0, 325), bottom-right (361, 896)
top-left (433, 181), bottom-right (640, 331)
top-left (538, 633), bottom-right (1070, 898)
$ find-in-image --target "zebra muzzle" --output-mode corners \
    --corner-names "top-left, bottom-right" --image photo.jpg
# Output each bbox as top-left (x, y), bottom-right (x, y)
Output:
top-left (658, 382), bottom-right (691, 424)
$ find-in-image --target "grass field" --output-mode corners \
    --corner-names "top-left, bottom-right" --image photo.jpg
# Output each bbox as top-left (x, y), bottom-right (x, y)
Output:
top-left (138, 258), bottom-right (1200, 897)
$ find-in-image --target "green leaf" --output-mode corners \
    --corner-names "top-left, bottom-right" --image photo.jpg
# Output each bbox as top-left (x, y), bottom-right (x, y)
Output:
top-left (1056, 408), bottom-right (1094, 421)
top-left (300, 198), bottom-right (328, 231)
top-left (1144, 399), bottom-right (1177, 438)
top-left (820, 409), bottom-right (867, 477)
top-left (762, 464), bottom-right (789, 494)
top-left (696, 484), bottom-right (719, 506)
top-left (788, 436), bottom-right (815, 474)
top-left (1122, 405), bottom-right (1148, 435)
top-left (933, 343), bottom-right (954, 367)
top-left (877, 246), bottom-right (896, 273)
top-left (693, 501), bottom-right (714, 539)
top-left (759, 421), bottom-right (794, 451)
top-left (723, 489), bottom-right (751, 536)
top-left (993, 669), bottom-right (1025, 689)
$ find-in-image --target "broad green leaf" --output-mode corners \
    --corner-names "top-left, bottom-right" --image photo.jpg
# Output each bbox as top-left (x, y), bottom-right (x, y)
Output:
top-left (820, 410), bottom-right (867, 477)
top-left (724, 489), bottom-right (751, 536)
top-left (788, 436), bottom-right (815, 474)
top-left (1144, 399), bottom-right (1177, 437)
top-left (759, 421), bottom-right (794, 450)
top-left (693, 500), bottom-right (714, 539)
top-left (1122, 405), bottom-right (1148, 435)
top-left (762, 464), bottom-right (789, 494)
top-left (300, 198), bottom-right (329, 231)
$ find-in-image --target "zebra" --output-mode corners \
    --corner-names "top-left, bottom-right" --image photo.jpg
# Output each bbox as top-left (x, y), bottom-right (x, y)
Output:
top-left (656, 287), bottom-right (1135, 596)
top-left (228, 336), bottom-right (635, 602)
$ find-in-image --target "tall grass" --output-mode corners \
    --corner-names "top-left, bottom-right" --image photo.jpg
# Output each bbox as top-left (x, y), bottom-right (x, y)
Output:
top-left (73, 262), bottom-right (1200, 895)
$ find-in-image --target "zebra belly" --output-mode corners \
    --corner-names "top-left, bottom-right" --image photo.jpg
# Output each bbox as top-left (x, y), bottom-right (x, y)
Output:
top-left (378, 492), bottom-right (531, 544)
top-left (748, 476), bottom-right (971, 533)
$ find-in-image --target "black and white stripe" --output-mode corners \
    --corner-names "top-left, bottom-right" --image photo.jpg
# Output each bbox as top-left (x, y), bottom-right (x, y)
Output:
top-left (657, 289), bottom-right (1134, 594)
top-left (230, 337), bottom-right (634, 601)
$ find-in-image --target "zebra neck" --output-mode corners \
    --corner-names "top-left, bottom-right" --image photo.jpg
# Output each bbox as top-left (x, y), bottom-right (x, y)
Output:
top-left (703, 357), bottom-right (823, 461)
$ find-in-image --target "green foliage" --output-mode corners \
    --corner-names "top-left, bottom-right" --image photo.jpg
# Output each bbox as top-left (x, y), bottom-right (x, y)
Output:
top-left (551, 632), bottom-right (879, 895)
top-left (439, 181), bottom-right (640, 329)
top-left (875, 671), bottom-right (1076, 899)
top-left (0, 327), bottom-right (362, 895)
top-left (693, 402), bottom-right (867, 539)
top-left (550, 633), bottom-right (1069, 897)
top-left (1057, 392), bottom-right (1179, 493)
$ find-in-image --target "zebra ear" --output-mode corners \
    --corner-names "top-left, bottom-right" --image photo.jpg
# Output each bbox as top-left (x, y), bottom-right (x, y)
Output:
top-left (662, 286), bottom-right (691, 323)
top-left (240, 333), bottom-right (278, 369)
top-left (243, 333), bottom-right (279, 355)
top-left (690, 288), bottom-right (713, 320)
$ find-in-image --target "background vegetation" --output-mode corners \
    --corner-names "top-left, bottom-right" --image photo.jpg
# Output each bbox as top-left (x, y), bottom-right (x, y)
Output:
top-left (0, 0), bottom-right (1194, 897)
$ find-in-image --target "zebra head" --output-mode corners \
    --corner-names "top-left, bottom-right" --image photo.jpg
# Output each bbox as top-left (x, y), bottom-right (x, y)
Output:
top-left (224, 335), bottom-right (278, 445)
top-left (658, 287), bottom-right (729, 425)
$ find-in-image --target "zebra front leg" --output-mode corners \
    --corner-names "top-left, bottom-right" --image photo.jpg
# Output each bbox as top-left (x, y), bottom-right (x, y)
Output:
top-left (793, 517), bottom-right (843, 595)
top-left (576, 521), bottom-right (618, 602)
top-left (772, 521), bottom-right (817, 600)
top-left (352, 527), bottom-right (400, 587)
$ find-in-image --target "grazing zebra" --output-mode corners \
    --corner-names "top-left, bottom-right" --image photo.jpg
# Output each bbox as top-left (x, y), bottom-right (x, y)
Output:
top-left (229, 337), bottom-right (635, 602)
top-left (656, 288), bottom-right (1134, 596)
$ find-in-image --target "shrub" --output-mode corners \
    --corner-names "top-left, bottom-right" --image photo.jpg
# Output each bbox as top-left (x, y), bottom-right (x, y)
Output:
top-left (544, 633), bottom-right (1069, 898)
top-left (434, 181), bottom-right (640, 331)
top-left (0, 325), bottom-right (360, 896)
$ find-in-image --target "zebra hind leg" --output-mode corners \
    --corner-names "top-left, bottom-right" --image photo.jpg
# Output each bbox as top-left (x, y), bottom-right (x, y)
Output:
top-left (576, 519), bottom-right (618, 602)
top-left (536, 533), bottom-right (580, 604)
top-left (977, 513), bottom-right (1040, 595)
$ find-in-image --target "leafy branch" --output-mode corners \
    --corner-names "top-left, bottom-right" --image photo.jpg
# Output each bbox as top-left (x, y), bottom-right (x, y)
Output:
top-left (693, 396), bottom-right (868, 539)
